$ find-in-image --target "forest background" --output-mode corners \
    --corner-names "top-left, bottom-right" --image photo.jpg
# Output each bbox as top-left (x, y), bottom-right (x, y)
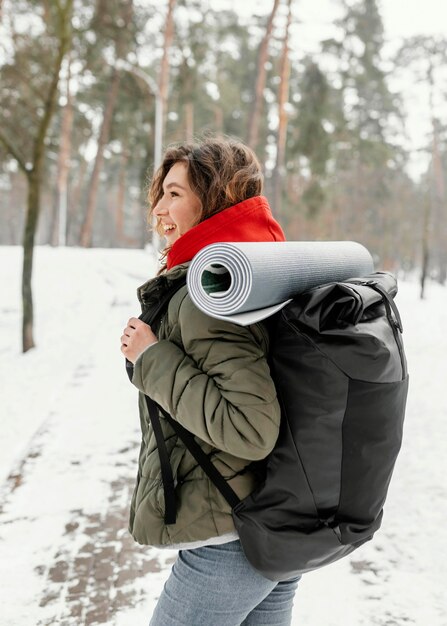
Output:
top-left (1, 0), bottom-right (446, 351)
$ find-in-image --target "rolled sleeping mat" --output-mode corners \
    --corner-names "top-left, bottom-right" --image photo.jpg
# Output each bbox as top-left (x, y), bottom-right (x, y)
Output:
top-left (186, 241), bottom-right (374, 325)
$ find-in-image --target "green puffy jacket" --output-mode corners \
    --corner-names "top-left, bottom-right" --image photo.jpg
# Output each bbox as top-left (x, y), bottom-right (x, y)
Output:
top-left (129, 263), bottom-right (281, 547)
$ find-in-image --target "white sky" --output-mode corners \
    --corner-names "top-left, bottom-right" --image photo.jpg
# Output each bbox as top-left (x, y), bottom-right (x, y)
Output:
top-left (220, 0), bottom-right (447, 39)
top-left (381, 0), bottom-right (447, 39)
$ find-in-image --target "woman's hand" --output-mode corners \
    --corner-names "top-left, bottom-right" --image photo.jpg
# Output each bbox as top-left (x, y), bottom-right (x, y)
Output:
top-left (121, 318), bottom-right (158, 364)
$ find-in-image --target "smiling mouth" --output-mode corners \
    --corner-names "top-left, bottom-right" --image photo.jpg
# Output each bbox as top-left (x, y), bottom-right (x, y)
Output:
top-left (163, 224), bottom-right (177, 233)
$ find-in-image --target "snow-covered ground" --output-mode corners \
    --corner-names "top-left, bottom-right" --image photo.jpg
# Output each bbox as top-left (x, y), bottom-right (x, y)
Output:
top-left (0, 245), bottom-right (446, 626)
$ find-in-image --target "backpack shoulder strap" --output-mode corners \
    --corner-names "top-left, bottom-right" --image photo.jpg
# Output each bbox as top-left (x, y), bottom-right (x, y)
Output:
top-left (125, 276), bottom-right (187, 382)
top-left (149, 399), bottom-right (241, 513)
top-left (126, 275), bottom-right (187, 525)
top-left (140, 275), bottom-right (188, 326)
top-left (127, 273), bottom-right (239, 524)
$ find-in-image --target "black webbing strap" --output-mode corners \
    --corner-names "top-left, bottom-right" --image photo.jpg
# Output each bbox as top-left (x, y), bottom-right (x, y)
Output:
top-left (156, 402), bottom-right (241, 510)
top-left (139, 278), bottom-right (186, 327)
top-left (144, 392), bottom-right (240, 524)
top-left (128, 274), bottom-right (242, 522)
top-left (144, 395), bottom-right (177, 525)
top-left (126, 276), bottom-right (187, 524)
top-left (125, 276), bottom-right (187, 383)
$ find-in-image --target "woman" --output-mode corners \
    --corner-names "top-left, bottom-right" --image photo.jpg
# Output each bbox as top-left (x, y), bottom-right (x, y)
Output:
top-left (121, 137), bottom-right (300, 626)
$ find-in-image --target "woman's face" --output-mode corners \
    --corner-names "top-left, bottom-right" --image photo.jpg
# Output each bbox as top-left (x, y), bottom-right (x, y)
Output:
top-left (153, 162), bottom-right (202, 244)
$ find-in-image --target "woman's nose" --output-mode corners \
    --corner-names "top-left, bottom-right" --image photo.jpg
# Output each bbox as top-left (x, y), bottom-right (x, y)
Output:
top-left (153, 199), bottom-right (167, 216)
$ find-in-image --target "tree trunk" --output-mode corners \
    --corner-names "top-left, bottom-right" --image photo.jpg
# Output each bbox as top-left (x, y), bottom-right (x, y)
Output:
top-left (421, 64), bottom-right (442, 298)
top-left (68, 157), bottom-right (88, 244)
top-left (184, 101), bottom-right (194, 142)
top-left (80, 67), bottom-right (121, 247)
top-left (420, 194), bottom-right (431, 299)
top-left (272, 0), bottom-right (292, 221)
top-left (159, 0), bottom-right (176, 136)
top-left (431, 117), bottom-right (446, 284)
top-left (420, 128), bottom-right (434, 300)
top-left (52, 57), bottom-right (73, 246)
top-left (0, 0), bottom-right (73, 349)
top-left (247, 0), bottom-right (281, 150)
top-left (21, 0), bottom-right (73, 351)
top-left (22, 170), bottom-right (40, 351)
top-left (115, 146), bottom-right (130, 245)
top-left (80, 0), bottom-right (134, 248)
top-left (213, 104), bottom-right (224, 135)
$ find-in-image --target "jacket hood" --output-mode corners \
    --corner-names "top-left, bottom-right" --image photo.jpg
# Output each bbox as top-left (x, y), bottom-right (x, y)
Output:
top-left (167, 195), bottom-right (285, 270)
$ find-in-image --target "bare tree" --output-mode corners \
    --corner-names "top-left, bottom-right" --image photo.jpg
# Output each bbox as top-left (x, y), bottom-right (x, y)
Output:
top-left (396, 36), bottom-right (447, 298)
top-left (184, 101), bottom-right (194, 142)
top-left (0, 0), bottom-right (73, 351)
top-left (50, 56), bottom-right (74, 246)
top-left (159, 0), bottom-right (176, 137)
top-left (79, 0), bottom-right (134, 247)
top-left (79, 67), bottom-right (122, 247)
top-left (272, 0), bottom-right (292, 220)
top-left (247, 0), bottom-right (281, 150)
top-left (115, 143), bottom-right (133, 245)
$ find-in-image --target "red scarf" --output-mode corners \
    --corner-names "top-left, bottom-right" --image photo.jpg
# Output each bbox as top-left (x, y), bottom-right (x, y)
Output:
top-left (167, 196), bottom-right (285, 270)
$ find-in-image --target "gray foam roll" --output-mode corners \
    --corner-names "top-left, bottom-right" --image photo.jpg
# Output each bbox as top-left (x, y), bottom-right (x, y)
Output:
top-left (187, 241), bottom-right (374, 321)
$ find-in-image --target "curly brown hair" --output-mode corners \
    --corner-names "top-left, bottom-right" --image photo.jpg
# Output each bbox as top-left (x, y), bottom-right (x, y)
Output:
top-left (148, 136), bottom-right (264, 240)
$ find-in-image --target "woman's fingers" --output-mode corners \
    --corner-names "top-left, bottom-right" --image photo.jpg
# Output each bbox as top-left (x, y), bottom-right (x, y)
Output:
top-left (128, 317), bottom-right (142, 328)
top-left (120, 319), bottom-right (157, 364)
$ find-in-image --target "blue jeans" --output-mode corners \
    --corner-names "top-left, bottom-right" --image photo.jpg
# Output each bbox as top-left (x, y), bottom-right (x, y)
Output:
top-left (149, 540), bottom-right (300, 626)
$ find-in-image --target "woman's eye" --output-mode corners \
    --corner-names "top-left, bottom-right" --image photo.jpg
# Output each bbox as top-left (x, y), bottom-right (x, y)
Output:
top-left (170, 191), bottom-right (179, 198)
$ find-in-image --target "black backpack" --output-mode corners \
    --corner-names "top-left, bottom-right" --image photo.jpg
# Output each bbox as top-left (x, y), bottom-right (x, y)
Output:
top-left (129, 270), bottom-right (409, 582)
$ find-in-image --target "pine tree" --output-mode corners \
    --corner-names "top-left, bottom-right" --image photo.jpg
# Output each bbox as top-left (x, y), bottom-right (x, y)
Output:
top-left (289, 59), bottom-right (331, 219)
top-left (322, 0), bottom-right (405, 263)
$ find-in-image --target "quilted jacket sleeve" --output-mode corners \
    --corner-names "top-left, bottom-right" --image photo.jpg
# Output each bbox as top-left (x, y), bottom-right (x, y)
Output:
top-left (131, 293), bottom-right (280, 461)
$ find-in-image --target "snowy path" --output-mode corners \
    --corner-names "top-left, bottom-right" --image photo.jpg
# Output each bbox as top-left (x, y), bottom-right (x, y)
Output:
top-left (0, 246), bottom-right (446, 625)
